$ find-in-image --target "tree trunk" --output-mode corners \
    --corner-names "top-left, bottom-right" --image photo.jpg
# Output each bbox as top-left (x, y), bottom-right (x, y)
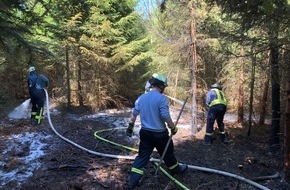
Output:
top-left (190, 2), bottom-right (198, 134)
top-left (237, 45), bottom-right (245, 123)
top-left (174, 69), bottom-right (179, 106)
top-left (247, 45), bottom-right (256, 137)
top-left (269, 31), bottom-right (280, 151)
top-left (65, 45), bottom-right (71, 110)
top-left (77, 60), bottom-right (84, 106)
top-left (258, 73), bottom-right (269, 126)
top-left (285, 75), bottom-right (290, 183)
top-left (284, 65), bottom-right (290, 183)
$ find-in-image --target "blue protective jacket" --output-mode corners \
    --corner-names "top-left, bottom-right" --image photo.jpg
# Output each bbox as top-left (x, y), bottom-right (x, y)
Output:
top-left (132, 89), bottom-right (173, 132)
top-left (28, 72), bottom-right (49, 92)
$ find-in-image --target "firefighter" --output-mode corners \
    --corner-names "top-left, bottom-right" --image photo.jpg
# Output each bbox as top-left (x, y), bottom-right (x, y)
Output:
top-left (27, 66), bottom-right (49, 126)
top-left (126, 73), bottom-right (158, 137)
top-left (204, 83), bottom-right (228, 145)
top-left (127, 74), bottom-right (188, 189)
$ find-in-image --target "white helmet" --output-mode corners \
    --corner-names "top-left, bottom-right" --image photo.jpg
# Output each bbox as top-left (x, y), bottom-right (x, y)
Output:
top-left (211, 83), bottom-right (222, 90)
top-left (28, 66), bottom-right (35, 73)
top-left (149, 73), bottom-right (168, 86)
top-left (145, 73), bottom-right (166, 92)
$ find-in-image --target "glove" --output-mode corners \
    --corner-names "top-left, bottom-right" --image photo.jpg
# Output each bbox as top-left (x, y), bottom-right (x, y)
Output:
top-left (126, 123), bottom-right (134, 137)
top-left (171, 126), bottom-right (178, 135)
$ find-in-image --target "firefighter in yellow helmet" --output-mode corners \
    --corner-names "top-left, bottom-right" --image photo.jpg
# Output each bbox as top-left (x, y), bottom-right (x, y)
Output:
top-left (203, 83), bottom-right (228, 145)
top-left (127, 74), bottom-right (187, 189)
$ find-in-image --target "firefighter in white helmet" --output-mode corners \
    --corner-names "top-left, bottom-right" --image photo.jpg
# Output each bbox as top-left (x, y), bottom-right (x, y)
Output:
top-left (27, 66), bottom-right (49, 126)
top-left (127, 74), bottom-right (187, 189)
top-left (203, 83), bottom-right (228, 145)
top-left (126, 73), bottom-right (159, 137)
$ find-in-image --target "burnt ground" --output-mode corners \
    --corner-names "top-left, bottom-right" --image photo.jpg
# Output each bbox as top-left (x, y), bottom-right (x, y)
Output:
top-left (0, 105), bottom-right (290, 190)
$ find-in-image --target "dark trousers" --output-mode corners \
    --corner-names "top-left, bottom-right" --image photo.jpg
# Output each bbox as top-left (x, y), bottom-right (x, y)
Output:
top-left (30, 89), bottom-right (45, 124)
top-left (129, 128), bottom-right (178, 184)
top-left (206, 104), bottom-right (227, 134)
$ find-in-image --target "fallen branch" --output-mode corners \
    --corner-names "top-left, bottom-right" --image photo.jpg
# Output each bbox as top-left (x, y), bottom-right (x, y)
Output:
top-left (252, 172), bottom-right (280, 181)
top-left (47, 164), bottom-right (87, 170)
top-left (93, 179), bottom-right (110, 188)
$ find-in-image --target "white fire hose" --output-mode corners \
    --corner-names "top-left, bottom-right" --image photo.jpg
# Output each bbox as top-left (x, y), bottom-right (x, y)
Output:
top-left (44, 89), bottom-right (270, 190)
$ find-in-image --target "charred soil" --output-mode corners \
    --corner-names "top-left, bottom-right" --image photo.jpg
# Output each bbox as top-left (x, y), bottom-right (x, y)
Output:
top-left (0, 106), bottom-right (289, 190)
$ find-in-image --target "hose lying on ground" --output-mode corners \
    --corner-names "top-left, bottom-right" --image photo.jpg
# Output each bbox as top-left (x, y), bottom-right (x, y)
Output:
top-left (44, 89), bottom-right (271, 190)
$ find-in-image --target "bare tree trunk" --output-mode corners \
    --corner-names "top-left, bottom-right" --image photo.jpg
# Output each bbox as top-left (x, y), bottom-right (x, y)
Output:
top-left (285, 75), bottom-right (290, 183)
top-left (258, 73), bottom-right (269, 125)
top-left (190, 2), bottom-right (198, 134)
top-left (77, 60), bottom-right (84, 106)
top-left (247, 45), bottom-right (256, 137)
top-left (174, 69), bottom-right (179, 106)
top-left (65, 45), bottom-right (71, 110)
top-left (237, 45), bottom-right (245, 123)
top-left (269, 31), bottom-right (280, 151)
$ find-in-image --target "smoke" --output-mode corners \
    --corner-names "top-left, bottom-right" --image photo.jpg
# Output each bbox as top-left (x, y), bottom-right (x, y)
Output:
top-left (8, 99), bottom-right (31, 119)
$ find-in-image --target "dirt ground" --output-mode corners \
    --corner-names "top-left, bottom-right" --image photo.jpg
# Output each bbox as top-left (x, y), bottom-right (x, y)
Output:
top-left (1, 105), bottom-right (290, 190)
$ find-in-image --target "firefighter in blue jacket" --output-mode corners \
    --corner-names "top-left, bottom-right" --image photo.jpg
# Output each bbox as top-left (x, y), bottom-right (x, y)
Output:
top-left (204, 83), bottom-right (228, 145)
top-left (127, 74), bottom-right (187, 189)
top-left (27, 66), bottom-right (49, 125)
top-left (126, 73), bottom-right (159, 137)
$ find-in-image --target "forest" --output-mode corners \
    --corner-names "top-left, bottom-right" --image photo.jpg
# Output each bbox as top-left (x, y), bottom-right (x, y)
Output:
top-left (0, 0), bottom-right (290, 189)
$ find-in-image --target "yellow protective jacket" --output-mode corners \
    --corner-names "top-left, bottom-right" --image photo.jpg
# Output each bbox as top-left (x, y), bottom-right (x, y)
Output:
top-left (209, 89), bottom-right (227, 107)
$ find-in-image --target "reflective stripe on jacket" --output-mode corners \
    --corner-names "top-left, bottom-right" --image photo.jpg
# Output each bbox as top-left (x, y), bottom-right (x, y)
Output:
top-left (209, 89), bottom-right (227, 107)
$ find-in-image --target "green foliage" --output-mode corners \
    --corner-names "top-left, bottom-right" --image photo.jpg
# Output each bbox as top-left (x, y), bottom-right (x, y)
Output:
top-left (56, 0), bottom-right (151, 108)
top-left (138, 0), bottom-right (194, 95)
top-left (1, 0), bottom-right (289, 118)
top-left (207, 0), bottom-right (290, 33)
top-left (0, 0), bottom-right (153, 110)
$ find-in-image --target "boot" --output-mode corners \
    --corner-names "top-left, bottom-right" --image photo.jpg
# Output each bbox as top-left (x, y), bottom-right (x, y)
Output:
top-left (127, 170), bottom-right (142, 189)
top-left (35, 115), bottom-right (43, 125)
top-left (203, 134), bottom-right (213, 145)
top-left (31, 113), bottom-right (37, 126)
top-left (128, 180), bottom-right (138, 189)
top-left (31, 118), bottom-right (37, 126)
top-left (35, 108), bottom-right (44, 125)
top-left (220, 133), bottom-right (229, 144)
top-left (171, 164), bottom-right (188, 175)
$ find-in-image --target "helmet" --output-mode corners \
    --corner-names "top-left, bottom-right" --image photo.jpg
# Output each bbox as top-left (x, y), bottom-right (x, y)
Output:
top-left (145, 73), bottom-right (164, 92)
top-left (152, 73), bottom-right (159, 78)
top-left (28, 66), bottom-right (35, 73)
top-left (211, 83), bottom-right (222, 90)
top-left (149, 73), bottom-right (168, 86)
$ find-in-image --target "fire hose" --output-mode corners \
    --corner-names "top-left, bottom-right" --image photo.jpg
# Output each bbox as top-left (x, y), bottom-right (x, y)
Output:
top-left (44, 89), bottom-right (270, 190)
